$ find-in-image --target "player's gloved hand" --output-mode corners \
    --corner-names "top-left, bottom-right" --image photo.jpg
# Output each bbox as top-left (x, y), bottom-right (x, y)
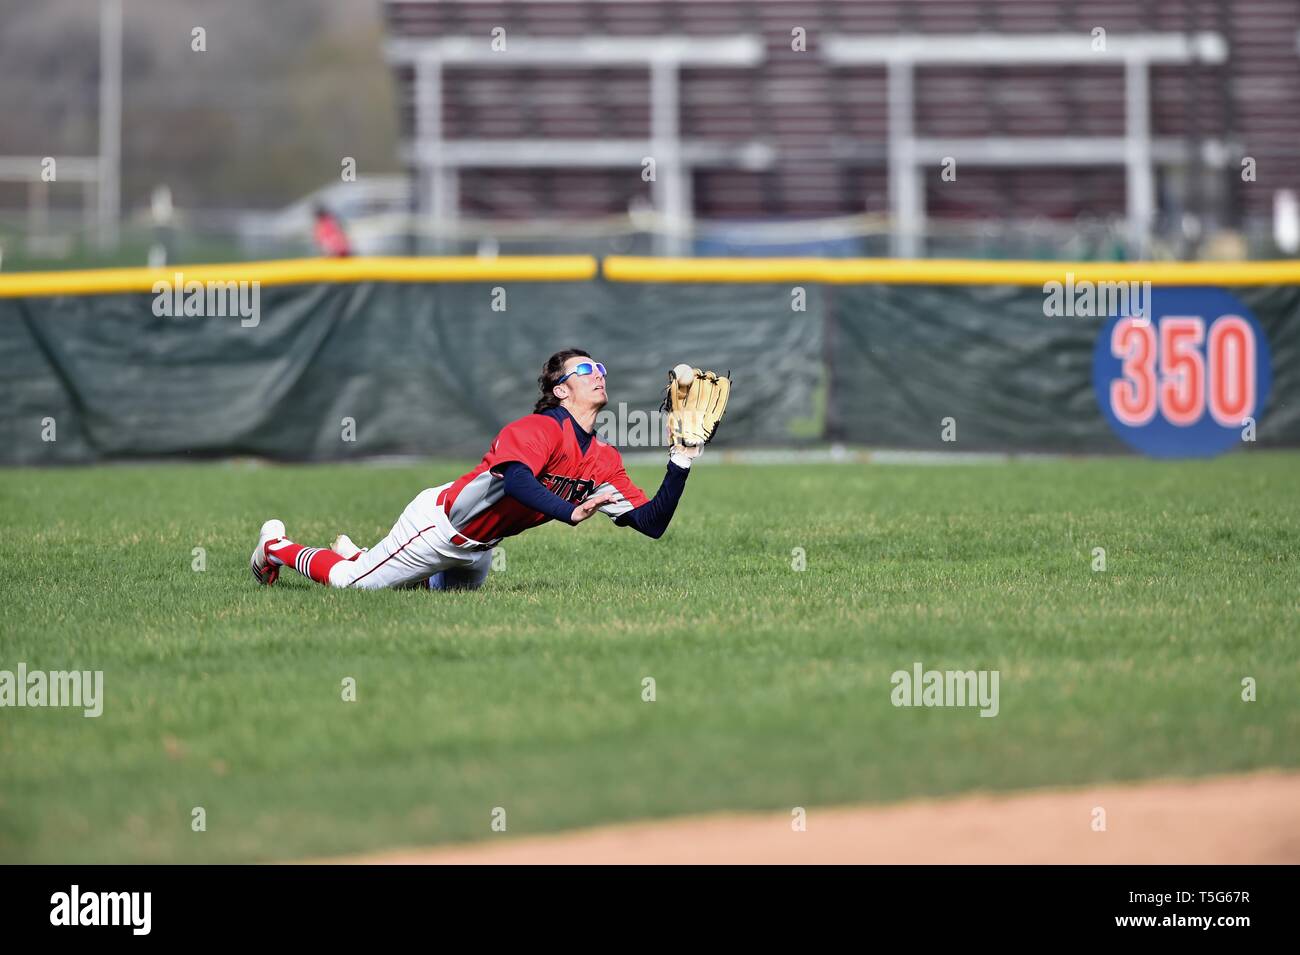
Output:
top-left (570, 491), bottom-right (615, 524)
top-left (663, 366), bottom-right (731, 452)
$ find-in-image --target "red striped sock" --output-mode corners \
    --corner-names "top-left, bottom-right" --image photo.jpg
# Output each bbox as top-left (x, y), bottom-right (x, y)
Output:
top-left (265, 539), bottom-right (345, 585)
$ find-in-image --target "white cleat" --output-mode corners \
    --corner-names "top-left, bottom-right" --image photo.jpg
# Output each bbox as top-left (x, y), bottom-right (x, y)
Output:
top-left (250, 518), bottom-right (286, 585)
top-left (331, 533), bottom-right (367, 560)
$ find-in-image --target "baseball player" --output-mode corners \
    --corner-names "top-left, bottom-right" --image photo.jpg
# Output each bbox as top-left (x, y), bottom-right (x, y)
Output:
top-left (249, 348), bottom-right (730, 591)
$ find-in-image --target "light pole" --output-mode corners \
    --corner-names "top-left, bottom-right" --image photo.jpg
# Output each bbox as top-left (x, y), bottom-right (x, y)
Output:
top-left (98, 0), bottom-right (121, 249)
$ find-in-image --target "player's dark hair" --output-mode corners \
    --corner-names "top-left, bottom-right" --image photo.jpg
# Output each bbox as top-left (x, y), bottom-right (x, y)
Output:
top-left (534, 348), bottom-right (592, 413)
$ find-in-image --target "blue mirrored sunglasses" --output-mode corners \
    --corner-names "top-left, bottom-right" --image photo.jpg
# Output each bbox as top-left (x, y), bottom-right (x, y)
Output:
top-left (557, 361), bottom-right (607, 384)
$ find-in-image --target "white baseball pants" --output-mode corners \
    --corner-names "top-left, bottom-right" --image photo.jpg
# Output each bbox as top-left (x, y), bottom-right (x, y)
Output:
top-left (327, 482), bottom-right (495, 591)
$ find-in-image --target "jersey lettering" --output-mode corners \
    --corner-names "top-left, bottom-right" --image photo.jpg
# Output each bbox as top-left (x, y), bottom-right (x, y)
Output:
top-left (540, 473), bottom-right (597, 504)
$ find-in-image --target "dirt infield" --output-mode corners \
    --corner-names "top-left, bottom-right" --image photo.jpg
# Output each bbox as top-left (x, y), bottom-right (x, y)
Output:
top-left (318, 771), bottom-right (1300, 864)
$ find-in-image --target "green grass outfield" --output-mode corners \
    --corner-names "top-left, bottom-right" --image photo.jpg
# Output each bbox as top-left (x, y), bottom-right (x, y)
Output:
top-left (1, 453), bottom-right (1297, 863)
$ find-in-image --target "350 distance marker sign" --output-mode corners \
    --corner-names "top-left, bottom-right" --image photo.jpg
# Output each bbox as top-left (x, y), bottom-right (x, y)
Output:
top-left (1092, 288), bottom-right (1272, 458)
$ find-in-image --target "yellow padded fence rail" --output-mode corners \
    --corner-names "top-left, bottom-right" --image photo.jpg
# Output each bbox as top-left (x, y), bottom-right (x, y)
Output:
top-left (3, 255), bottom-right (1300, 297)
top-left (601, 256), bottom-right (1300, 286)
top-left (0, 256), bottom-right (599, 298)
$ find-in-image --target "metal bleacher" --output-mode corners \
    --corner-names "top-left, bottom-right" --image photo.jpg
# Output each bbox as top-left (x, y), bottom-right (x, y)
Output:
top-left (383, 0), bottom-right (1300, 256)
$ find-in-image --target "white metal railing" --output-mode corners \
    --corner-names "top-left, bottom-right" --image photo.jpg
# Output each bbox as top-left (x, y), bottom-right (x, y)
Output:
top-left (386, 34), bottom-right (766, 256)
top-left (823, 32), bottom-right (1230, 257)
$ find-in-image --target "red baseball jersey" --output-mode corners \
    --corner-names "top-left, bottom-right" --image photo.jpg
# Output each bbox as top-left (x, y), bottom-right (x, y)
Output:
top-left (441, 410), bottom-right (649, 544)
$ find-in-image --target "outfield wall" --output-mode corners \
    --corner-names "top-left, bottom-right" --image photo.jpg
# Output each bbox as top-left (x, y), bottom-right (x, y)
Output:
top-left (1, 257), bottom-right (1297, 464)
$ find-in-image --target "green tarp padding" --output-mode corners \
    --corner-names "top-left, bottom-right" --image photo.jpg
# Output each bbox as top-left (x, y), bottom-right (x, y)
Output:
top-left (0, 281), bottom-right (821, 464)
top-left (826, 283), bottom-right (1300, 450)
top-left (1, 278), bottom-right (1295, 464)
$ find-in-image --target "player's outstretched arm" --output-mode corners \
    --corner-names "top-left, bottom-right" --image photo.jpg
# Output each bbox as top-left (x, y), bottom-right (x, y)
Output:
top-left (612, 450), bottom-right (694, 540)
top-left (499, 461), bottom-right (612, 526)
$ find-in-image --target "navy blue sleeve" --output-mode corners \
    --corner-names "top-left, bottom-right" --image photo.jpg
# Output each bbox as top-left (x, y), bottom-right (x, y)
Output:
top-left (615, 461), bottom-right (690, 539)
top-left (499, 461), bottom-right (577, 525)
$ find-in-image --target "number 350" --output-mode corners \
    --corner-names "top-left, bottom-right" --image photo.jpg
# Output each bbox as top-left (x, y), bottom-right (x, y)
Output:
top-left (1110, 315), bottom-right (1256, 428)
